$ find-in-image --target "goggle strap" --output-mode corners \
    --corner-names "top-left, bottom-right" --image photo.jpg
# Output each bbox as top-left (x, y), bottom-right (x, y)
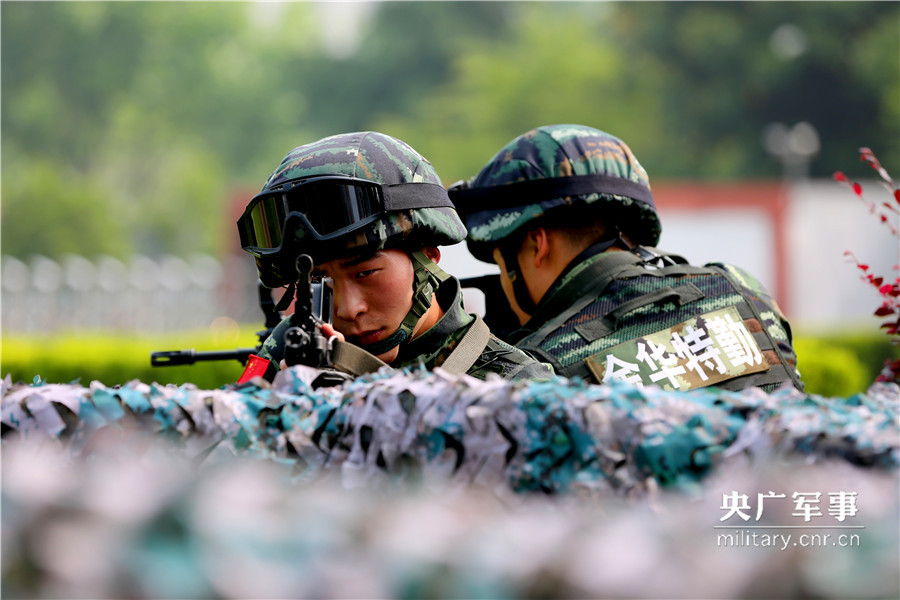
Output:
top-left (382, 182), bottom-right (455, 211)
top-left (450, 174), bottom-right (654, 214)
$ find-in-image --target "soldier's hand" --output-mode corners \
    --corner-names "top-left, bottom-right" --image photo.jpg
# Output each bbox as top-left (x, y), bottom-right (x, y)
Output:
top-left (320, 322), bottom-right (344, 342)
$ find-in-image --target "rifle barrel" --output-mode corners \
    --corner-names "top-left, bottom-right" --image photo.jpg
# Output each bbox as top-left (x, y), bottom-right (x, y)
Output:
top-left (150, 348), bottom-right (257, 366)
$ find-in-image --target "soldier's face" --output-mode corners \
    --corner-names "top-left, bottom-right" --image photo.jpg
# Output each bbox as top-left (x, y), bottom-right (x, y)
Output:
top-left (313, 248), bottom-right (439, 363)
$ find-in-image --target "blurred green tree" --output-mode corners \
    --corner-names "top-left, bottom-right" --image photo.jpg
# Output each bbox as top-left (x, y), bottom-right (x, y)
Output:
top-left (608, 1), bottom-right (899, 179)
top-left (299, 2), bottom-right (511, 135)
top-left (1, 159), bottom-right (130, 259)
top-left (377, 1), bottom-right (898, 182)
top-left (1, 2), bottom-right (317, 259)
top-left (1, 1), bottom-right (896, 262)
top-left (373, 3), bottom-right (666, 183)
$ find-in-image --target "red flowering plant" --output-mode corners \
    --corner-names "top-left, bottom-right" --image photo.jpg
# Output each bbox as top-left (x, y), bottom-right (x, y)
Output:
top-left (833, 147), bottom-right (900, 383)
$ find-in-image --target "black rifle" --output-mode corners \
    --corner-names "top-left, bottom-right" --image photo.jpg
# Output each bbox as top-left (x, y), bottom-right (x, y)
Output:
top-left (150, 281), bottom-right (280, 367)
top-left (282, 254), bottom-right (333, 368)
top-left (150, 254), bottom-right (332, 369)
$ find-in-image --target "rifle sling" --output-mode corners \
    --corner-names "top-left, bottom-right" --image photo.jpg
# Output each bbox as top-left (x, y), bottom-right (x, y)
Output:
top-left (438, 314), bottom-right (491, 374)
top-left (330, 340), bottom-right (389, 376)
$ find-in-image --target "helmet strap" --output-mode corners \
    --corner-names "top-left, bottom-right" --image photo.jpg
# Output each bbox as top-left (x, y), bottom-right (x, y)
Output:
top-left (274, 281), bottom-right (297, 312)
top-left (499, 240), bottom-right (538, 316)
top-left (355, 249), bottom-right (450, 357)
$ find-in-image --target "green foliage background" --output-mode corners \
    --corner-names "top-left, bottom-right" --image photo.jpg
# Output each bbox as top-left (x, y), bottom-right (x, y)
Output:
top-left (2, 1), bottom-right (898, 261)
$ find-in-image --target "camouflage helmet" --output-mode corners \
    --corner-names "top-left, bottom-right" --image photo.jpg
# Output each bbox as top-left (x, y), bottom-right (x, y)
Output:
top-left (238, 131), bottom-right (466, 288)
top-left (449, 124), bottom-right (661, 263)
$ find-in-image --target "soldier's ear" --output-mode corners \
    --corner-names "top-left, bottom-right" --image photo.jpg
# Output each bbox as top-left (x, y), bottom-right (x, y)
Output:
top-left (422, 246), bottom-right (441, 263)
top-left (527, 228), bottom-right (552, 268)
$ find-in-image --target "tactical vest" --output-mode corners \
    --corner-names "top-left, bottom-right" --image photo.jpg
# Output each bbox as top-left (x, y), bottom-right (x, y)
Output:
top-left (515, 248), bottom-right (804, 393)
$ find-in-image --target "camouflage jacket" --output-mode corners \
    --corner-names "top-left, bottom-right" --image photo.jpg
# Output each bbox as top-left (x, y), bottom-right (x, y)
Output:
top-left (508, 246), bottom-right (804, 393)
top-left (259, 276), bottom-right (554, 381)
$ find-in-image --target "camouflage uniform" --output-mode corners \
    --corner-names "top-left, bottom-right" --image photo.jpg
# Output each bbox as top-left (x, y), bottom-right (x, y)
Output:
top-left (504, 247), bottom-right (803, 392)
top-left (239, 131), bottom-right (552, 381)
top-left (450, 124), bottom-right (803, 393)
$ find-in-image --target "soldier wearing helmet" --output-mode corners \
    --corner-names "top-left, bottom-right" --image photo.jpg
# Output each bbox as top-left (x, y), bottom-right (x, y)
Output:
top-left (237, 131), bottom-right (552, 381)
top-left (450, 124), bottom-right (803, 393)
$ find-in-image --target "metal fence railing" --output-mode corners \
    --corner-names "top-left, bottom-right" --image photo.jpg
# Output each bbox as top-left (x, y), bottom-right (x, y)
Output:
top-left (1, 254), bottom-right (262, 333)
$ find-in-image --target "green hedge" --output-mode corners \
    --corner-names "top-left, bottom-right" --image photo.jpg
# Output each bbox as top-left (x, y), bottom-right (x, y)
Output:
top-left (1, 330), bottom-right (260, 389)
top-left (2, 330), bottom-right (896, 396)
top-left (793, 333), bottom-right (897, 397)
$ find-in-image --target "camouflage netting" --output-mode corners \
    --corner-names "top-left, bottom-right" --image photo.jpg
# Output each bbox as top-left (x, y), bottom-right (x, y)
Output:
top-left (2, 369), bottom-right (899, 598)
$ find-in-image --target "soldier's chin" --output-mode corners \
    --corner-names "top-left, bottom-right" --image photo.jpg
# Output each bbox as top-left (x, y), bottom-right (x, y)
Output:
top-left (346, 329), bottom-right (402, 363)
top-left (373, 345), bottom-right (400, 365)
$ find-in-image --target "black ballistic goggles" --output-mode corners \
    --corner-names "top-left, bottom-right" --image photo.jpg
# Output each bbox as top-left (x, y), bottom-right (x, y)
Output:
top-left (238, 175), bottom-right (453, 255)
